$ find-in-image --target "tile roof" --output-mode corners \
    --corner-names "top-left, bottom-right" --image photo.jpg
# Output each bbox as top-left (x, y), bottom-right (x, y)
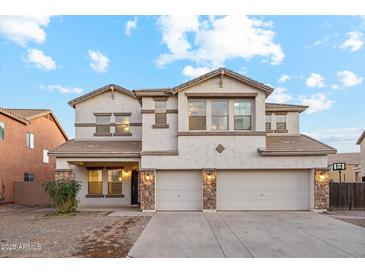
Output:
top-left (1, 108), bottom-right (68, 140)
top-left (68, 84), bottom-right (135, 108)
top-left (357, 129), bottom-right (365, 145)
top-left (49, 140), bottom-right (142, 158)
top-left (328, 153), bottom-right (361, 165)
top-left (265, 103), bottom-right (308, 113)
top-left (259, 134), bottom-right (337, 155)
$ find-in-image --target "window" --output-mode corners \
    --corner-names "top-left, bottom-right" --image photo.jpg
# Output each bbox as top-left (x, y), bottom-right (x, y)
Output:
top-left (115, 115), bottom-right (130, 133)
top-left (211, 100), bottom-right (228, 130)
top-left (25, 133), bottom-right (34, 149)
top-left (108, 169), bottom-right (123, 195)
top-left (188, 100), bottom-right (206, 130)
top-left (265, 114), bottom-right (272, 131)
top-left (43, 149), bottom-right (49, 163)
top-left (95, 115), bottom-right (111, 134)
top-left (234, 100), bottom-right (252, 130)
top-left (0, 121), bottom-right (4, 140)
top-left (155, 101), bottom-right (167, 125)
top-left (24, 173), bottom-right (34, 182)
top-left (276, 114), bottom-right (286, 130)
top-left (88, 170), bottom-right (102, 194)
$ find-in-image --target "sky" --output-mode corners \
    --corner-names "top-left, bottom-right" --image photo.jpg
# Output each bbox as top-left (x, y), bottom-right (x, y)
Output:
top-left (0, 15), bottom-right (364, 152)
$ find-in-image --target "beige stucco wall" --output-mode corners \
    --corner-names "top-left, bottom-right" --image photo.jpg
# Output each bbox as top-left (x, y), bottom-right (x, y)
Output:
top-left (75, 91), bottom-right (142, 140)
top-left (141, 136), bottom-right (327, 169)
top-left (177, 76), bottom-right (266, 132)
top-left (141, 97), bottom-right (178, 151)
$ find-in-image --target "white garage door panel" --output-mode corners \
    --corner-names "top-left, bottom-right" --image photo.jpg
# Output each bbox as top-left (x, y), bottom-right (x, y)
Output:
top-left (218, 170), bottom-right (309, 210)
top-left (157, 171), bottom-right (202, 211)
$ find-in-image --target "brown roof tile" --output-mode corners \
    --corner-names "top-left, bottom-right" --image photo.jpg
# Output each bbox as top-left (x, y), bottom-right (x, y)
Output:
top-left (259, 134), bottom-right (337, 155)
top-left (49, 140), bottom-right (141, 157)
top-left (265, 103), bottom-right (308, 113)
top-left (328, 153), bottom-right (360, 165)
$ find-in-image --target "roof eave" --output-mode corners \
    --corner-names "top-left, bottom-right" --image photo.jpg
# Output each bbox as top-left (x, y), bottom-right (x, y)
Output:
top-left (356, 130), bottom-right (365, 145)
top-left (258, 148), bottom-right (337, 156)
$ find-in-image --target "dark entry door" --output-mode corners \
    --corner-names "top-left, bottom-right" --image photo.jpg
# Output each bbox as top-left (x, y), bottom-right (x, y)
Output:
top-left (131, 170), bottom-right (139, 205)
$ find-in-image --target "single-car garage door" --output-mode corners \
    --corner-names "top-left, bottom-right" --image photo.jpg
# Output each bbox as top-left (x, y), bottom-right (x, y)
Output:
top-left (217, 170), bottom-right (310, 210)
top-left (156, 171), bottom-right (202, 211)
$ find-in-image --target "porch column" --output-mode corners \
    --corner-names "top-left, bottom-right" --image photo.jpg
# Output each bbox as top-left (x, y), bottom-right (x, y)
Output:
top-left (314, 168), bottom-right (330, 210)
top-left (202, 169), bottom-right (217, 211)
top-left (139, 169), bottom-right (156, 211)
top-left (55, 169), bottom-right (74, 180)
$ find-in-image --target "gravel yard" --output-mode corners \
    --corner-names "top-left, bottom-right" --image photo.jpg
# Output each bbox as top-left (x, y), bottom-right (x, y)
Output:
top-left (0, 207), bottom-right (150, 258)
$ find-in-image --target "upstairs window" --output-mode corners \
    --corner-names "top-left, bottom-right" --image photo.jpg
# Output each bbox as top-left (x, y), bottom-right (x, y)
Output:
top-left (265, 114), bottom-right (272, 131)
top-left (189, 100), bottom-right (206, 130)
top-left (0, 121), bottom-right (4, 140)
top-left (155, 101), bottom-right (167, 125)
top-left (24, 173), bottom-right (34, 182)
top-left (88, 170), bottom-right (102, 194)
top-left (43, 149), bottom-right (49, 164)
top-left (95, 115), bottom-right (111, 135)
top-left (234, 100), bottom-right (252, 130)
top-left (25, 132), bottom-right (34, 149)
top-left (108, 169), bottom-right (123, 195)
top-left (276, 114), bottom-right (286, 130)
top-left (211, 100), bottom-right (228, 130)
top-left (115, 115), bottom-right (130, 134)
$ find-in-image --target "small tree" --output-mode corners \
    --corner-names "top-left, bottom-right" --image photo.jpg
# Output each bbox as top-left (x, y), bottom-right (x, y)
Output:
top-left (43, 179), bottom-right (81, 214)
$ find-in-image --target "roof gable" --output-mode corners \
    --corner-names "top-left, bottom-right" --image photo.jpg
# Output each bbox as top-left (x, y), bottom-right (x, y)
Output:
top-left (171, 67), bottom-right (273, 95)
top-left (68, 84), bottom-right (136, 108)
top-left (357, 129), bottom-right (365, 145)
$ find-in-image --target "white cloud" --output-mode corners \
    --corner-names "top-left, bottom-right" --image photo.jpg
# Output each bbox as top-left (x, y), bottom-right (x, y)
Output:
top-left (40, 84), bottom-right (83, 94)
top-left (337, 70), bottom-right (363, 87)
top-left (278, 74), bottom-right (290, 83)
top-left (88, 50), bottom-right (109, 73)
top-left (331, 84), bottom-right (339, 90)
top-left (0, 16), bottom-right (51, 46)
top-left (305, 73), bottom-right (325, 88)
top-left (26, 49), bottom-right (56, 70)
top-left (304, 35), bottom-right (330, 49)
top-left (266, 87), bottom-right (293, 104)
top-left (125, 17), bottom-right (137, 36)
top-left (299, 93), bottom-right (333, 114)
top-left (157, 15), bottom-right (284, 69)
top-left (182, 65), bottom-right (214, 78)
top-left (304, 128), bottom-right (363, 152)
top-left (339, 31), bottom-right (364, 52)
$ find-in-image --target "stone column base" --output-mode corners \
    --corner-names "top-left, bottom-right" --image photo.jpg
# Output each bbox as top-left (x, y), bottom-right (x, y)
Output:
top-left (202, 169), bottom-right (217, 210)
top-left (314, 169), bottom-right (330, 210)
top-left (139, 169), bottom-right (156, 211)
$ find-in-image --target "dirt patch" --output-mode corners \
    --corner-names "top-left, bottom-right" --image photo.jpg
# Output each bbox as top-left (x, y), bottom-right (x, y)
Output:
top-left (74, 216), bottom-right (149, 258)
top-left (0, 208), bottom-right (150, 258)
top-left (324, 210), bottom-right (365, 228)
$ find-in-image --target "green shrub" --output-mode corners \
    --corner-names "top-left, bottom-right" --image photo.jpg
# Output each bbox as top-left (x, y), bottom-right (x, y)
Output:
top-left (43, 179), bottom-right (81, 214)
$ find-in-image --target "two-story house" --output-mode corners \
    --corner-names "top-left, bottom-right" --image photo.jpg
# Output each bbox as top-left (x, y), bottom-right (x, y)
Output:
top-left (357, 130), bottom-right (365, 182)
top-left (50, 68), bottom-right (336, 211)
top-left (0, 108), bottom-right (68, 204)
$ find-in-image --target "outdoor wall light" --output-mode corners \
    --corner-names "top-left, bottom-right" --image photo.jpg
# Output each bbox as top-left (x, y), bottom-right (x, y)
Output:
top-left (144, 170), bottom-right (154, 183)
top-left (204, 170), bottom-right (216, 183)
top-left (316, 172), bottom-right (328, 185)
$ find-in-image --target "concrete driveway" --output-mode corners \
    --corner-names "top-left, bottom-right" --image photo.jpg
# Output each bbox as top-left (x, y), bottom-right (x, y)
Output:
top-left (128, 211), bottom-right (365, 258)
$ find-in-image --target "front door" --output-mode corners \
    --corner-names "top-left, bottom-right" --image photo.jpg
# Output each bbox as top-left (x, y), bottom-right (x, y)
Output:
top-left (131, 170), bottom-right (139, 205)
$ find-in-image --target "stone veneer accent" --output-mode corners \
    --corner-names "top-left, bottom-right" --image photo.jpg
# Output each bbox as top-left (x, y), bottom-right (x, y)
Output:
top-left (55, 169), bottom-right (74, 180)
top-left (139, 169), bottom-right (156, 211)
top-left (202, 169), bottom-right (217, 210)
top-left (314, 169), bottom-right (329, 209)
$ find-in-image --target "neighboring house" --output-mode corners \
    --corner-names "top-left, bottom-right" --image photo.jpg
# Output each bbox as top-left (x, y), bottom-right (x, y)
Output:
top-left (0, 108), bottom-right (68, 204)
top-left (50, 68), bottom-right (336, 211)
top-left (328, 153), bottom-right (361, 182)
top-left (357, 130), bottom-right (365, 182)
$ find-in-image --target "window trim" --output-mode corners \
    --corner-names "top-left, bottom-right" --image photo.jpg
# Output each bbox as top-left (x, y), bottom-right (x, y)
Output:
top-left (24, 173), bottom-right (34, 182)
top-left (107, 169), bottom-right (124, 196)
top-left (0, 121), bottom-right (4, 141)
top-left (88, 169), bottom-right (103, 195)
top-left (265, 114), bottom-right (272, 132)
top-left (94, 114), bottom-right (111, 136)
top-left (43, 149), bottom-right (49, 164)
top-left (154, 100), bottom-right (167, 126)
top-left (188, 99), bottom-right (207, 130)
top-left (25, 132), bottom-right (34, 149)
top-left (275, 114), bottom-right (287, 131)
top-left (233, 99), bottom-right (253, 131)
top-left (211, 99), bottom-right (229, 131)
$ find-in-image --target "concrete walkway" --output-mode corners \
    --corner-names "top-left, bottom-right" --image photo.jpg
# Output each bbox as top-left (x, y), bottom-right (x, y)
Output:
top-left (128, 211), bottom-right (365, 258)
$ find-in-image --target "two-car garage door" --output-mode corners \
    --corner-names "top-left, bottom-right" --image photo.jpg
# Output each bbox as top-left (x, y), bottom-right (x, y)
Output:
top-left (156, 170), bottom-right (310, 211)
top-left (217, 170), bottom-right (310, 210)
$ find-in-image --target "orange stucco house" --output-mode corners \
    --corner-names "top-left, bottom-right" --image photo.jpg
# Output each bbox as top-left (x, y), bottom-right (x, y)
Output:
top-left (0, 108), bottom-right (68, 204)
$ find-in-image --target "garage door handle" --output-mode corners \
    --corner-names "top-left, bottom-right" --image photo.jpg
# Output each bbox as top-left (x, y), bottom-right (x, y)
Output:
top-left (177, 194), bottom-right (181, 197)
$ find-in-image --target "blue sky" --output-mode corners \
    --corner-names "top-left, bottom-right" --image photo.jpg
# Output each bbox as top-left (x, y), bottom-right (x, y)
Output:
top-left (0, 15), bottom-right (364, 152)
